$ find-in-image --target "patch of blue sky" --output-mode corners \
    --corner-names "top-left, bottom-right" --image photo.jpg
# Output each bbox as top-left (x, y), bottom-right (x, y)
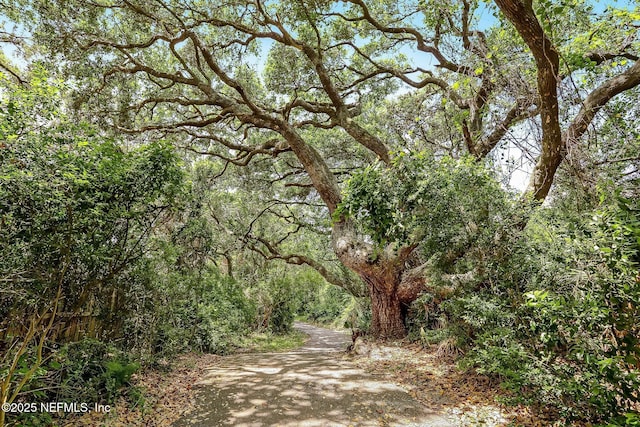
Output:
top-left (0, 16), bottom-right (29, 71)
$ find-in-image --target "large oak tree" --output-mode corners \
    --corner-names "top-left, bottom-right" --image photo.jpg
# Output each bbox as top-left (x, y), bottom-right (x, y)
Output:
top-left (10, 0), bottom-right (640, 337)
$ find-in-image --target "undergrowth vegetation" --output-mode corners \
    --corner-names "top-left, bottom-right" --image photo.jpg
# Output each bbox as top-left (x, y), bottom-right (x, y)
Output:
top-left (0, 74), bottom-right (330, 426)
top-left (406, 188), bottom-right (640, 423)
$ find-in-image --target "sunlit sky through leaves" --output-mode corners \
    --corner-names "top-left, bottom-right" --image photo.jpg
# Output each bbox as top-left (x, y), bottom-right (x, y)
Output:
top-left (1, 0), bottom-right (637, 193)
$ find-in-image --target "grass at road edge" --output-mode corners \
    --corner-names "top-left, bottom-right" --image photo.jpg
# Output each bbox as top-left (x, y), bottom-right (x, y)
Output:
top-left (237, 329), bottom-right (307, 353)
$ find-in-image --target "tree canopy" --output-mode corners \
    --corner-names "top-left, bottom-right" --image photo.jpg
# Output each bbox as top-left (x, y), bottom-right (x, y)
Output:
top-left (2, 0), bottom-right (639, 336)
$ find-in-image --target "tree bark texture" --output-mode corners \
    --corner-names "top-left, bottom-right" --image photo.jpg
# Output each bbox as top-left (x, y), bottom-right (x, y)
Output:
top-left (493, 0), bottom-right (562, 201)
top-left (331, 221), bottom-right (427, 338)
top-left (368, 281), bottom-right (406, 339)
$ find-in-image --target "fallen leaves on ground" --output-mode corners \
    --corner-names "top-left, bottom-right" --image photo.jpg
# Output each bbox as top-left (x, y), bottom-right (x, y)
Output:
top-left (344, 341), bottom-right (553, 426)
top-left (62, 353), bottom-right (221, 427)
top-left (61, 340), bottom-right (556, 426)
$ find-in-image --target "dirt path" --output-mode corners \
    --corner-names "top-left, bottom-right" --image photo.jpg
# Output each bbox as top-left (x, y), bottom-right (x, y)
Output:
top-left (173, 322), bottom-right (452, 427)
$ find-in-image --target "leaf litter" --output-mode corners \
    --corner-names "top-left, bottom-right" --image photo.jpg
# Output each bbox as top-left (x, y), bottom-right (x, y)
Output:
top-left (344, 340), bottom-right (553, 426)
top-left (62, 353), bottom-right (221, 427)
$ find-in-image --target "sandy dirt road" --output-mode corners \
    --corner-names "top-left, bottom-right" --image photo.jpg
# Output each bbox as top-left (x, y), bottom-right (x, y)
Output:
top-left (173, 322), bottom-right (452, 427)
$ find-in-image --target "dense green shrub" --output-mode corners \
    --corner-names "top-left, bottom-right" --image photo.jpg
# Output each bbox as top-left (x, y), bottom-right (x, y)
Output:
top-left (3, 339), bottom-right (140, 426)
top-left (439, 194), bottom-right (640, 422)
top-left (193, 274), bottom-right (257, 353)
top-left (0, 72), bottom-right (183, 426)
top-left (55, 339), bottom-right (140, 404)
top-left (252, 276), bottom-right (297, 334)
top-left (335, 151), bottom-right (514, 253)
top-left (0, 69), bottom-right (184, 337)
top-left (123, 261), bottom-right (257, 356)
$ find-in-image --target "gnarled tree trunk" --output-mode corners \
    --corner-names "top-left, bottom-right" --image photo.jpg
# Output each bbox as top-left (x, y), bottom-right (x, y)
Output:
top-left (367, 280), bottom-right (406, 338)
top-left (332, 220), bottom-right (425, 339)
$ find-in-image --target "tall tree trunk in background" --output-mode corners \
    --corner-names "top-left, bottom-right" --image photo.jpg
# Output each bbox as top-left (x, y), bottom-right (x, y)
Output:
top-left (493, 0), bottom-right (640, 202)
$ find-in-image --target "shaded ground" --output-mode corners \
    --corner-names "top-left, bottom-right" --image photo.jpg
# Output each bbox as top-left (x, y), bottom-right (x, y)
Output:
top-left (346, 341), bottom-right (526, 426)
top-left (173, 322), bottom-right (452, 427)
